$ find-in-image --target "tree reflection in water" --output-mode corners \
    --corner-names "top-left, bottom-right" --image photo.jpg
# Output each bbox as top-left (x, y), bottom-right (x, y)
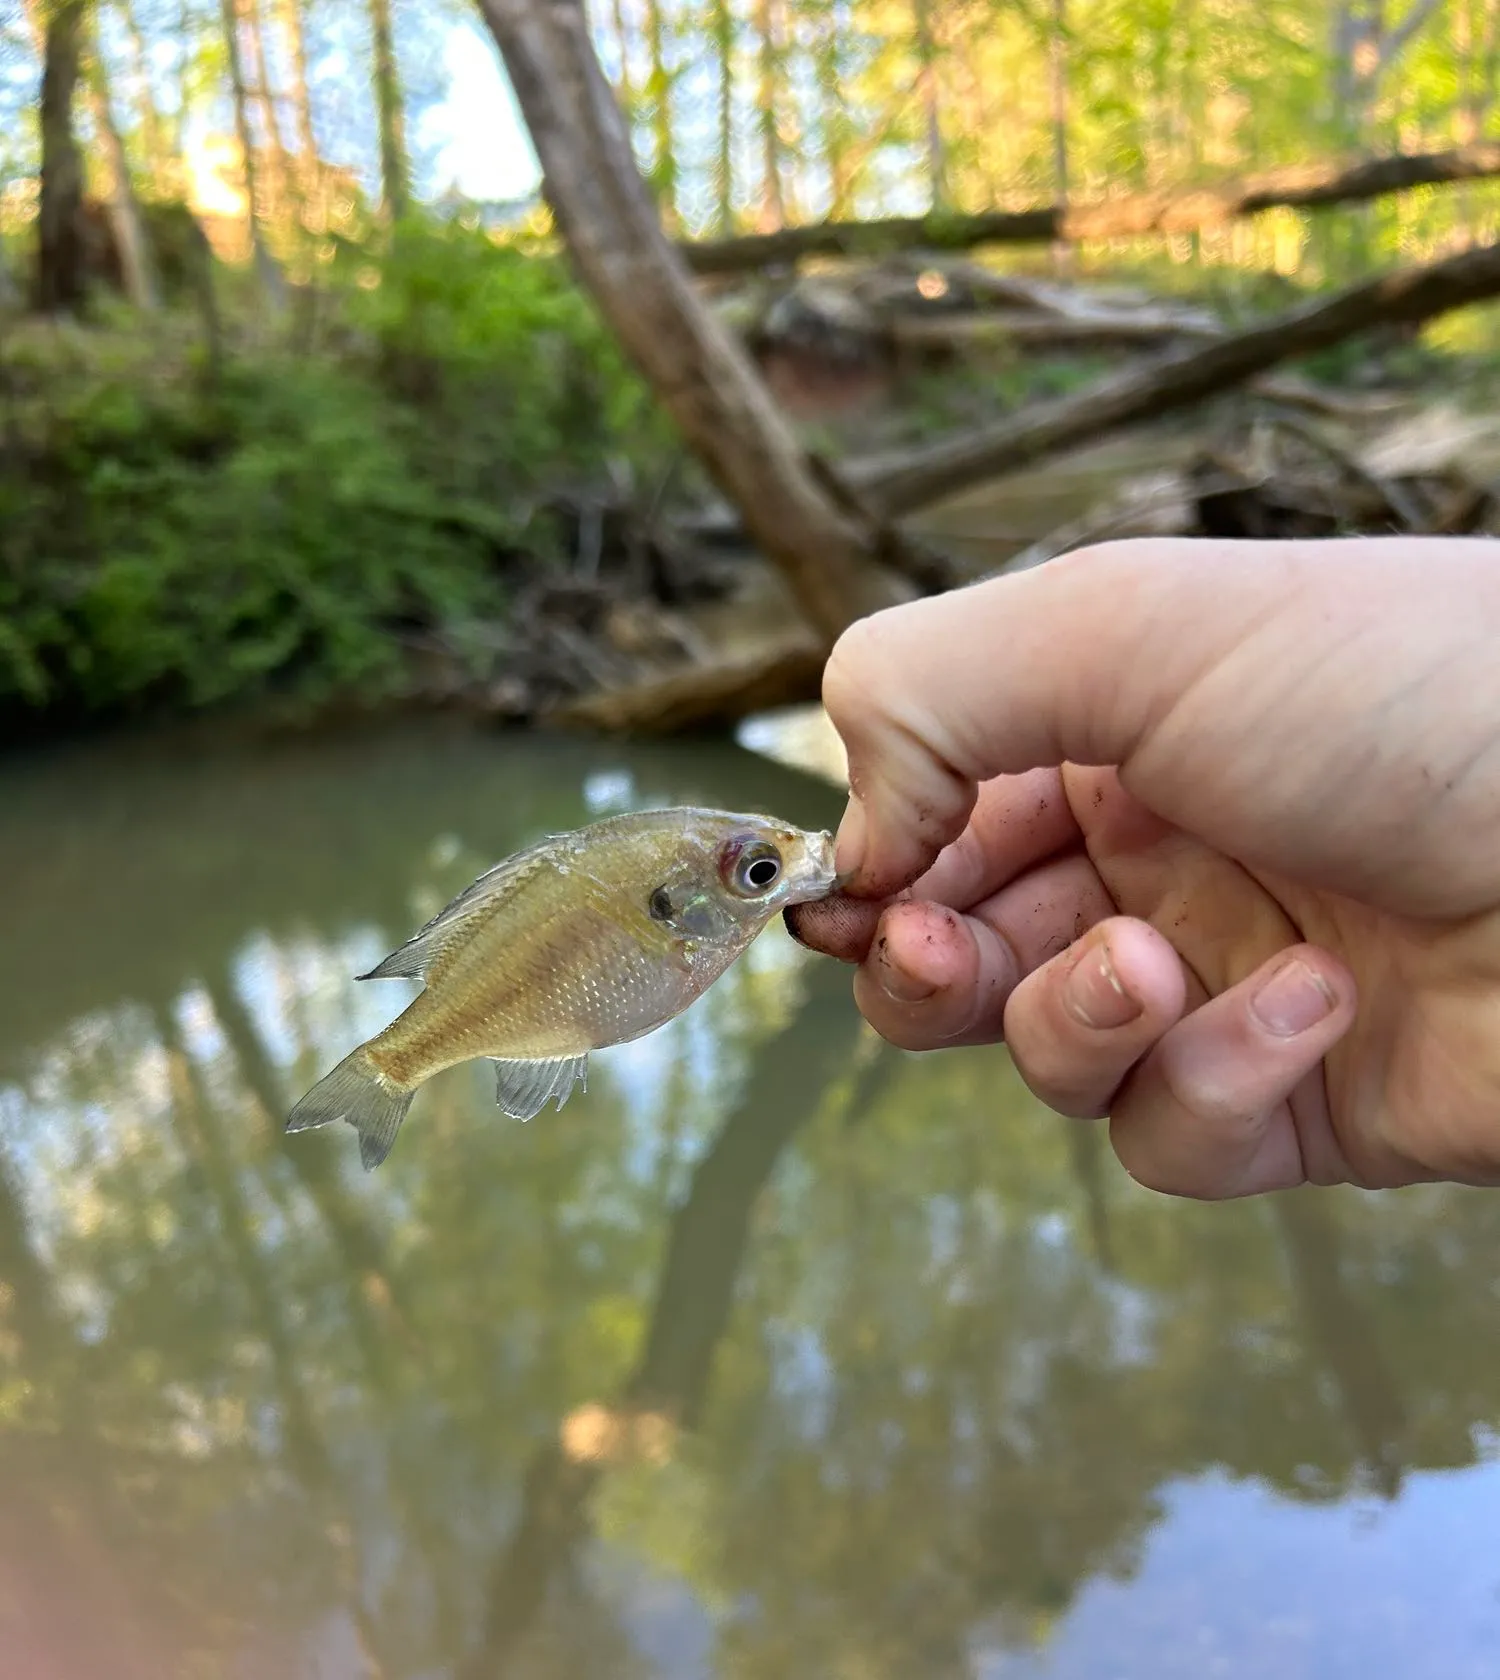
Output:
top-left (0, 721), bottom-right (1497, 1678)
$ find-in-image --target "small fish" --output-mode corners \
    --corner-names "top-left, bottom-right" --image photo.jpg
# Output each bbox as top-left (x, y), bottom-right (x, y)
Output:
top-left (286, 807), bottom-right (836, 1169)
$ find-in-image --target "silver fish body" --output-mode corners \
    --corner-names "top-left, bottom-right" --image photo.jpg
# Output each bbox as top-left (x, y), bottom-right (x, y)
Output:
top-left (286, 807), bottom-right (836, 1168)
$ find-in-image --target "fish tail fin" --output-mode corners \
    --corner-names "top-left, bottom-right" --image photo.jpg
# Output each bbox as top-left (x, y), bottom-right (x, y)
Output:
top-left (286, 1048), bottom-right (416, 1172)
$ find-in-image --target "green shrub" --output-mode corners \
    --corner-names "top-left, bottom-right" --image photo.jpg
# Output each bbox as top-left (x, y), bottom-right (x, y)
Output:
top-left (341, 219), bottom-right (670, 509)
top-left (1, 342), bottom-right (502, 716)
top-left (0, 220), bottom-right (671, 725)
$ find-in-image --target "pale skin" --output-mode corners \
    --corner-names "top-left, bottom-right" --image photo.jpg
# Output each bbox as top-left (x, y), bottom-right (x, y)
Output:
top-left (789, 536), bottom-right (1500, 1199)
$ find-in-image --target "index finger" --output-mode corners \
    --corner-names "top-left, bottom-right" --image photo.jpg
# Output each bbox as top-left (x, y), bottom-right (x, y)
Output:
top-left (786, 767), bottom-right (1079, 962)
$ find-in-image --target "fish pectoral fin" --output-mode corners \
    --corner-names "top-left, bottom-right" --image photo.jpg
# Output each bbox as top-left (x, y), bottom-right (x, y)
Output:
top-left (493, 1055), bottom-right (588, 1121)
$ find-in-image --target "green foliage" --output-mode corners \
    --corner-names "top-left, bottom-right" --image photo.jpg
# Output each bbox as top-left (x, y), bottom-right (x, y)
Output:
top-left (1, 334), bottom-right (490, 718)
top-left (0, 225), bottom-right (669, 724)
top-left (344, 220), bottom-right (667, 497)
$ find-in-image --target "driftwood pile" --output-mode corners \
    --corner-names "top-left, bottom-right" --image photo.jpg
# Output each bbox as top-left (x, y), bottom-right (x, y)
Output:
top-left (1000, 399), bottom-right (1500, 574)
top-left (403, 492), bottom-right (745, 722)
top-left (395, 230), bottom-right (1500, 734)
top-left (719, 258), bottom-right (1229, 431)
top-left (423, 349), bottom-right (1500, 731)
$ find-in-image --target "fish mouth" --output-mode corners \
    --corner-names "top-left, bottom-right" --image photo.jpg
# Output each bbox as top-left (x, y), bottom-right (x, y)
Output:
top-left (784, 828), bottom-right (839, 905)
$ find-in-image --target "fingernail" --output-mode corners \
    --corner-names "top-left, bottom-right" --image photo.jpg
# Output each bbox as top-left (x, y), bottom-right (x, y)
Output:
top-left (1251, 958), bottom-right (1335, 1037)
top-left (1064, 941), bottom-right (1143, 1031)
top-left (835, 797), bottom-right (866, 884)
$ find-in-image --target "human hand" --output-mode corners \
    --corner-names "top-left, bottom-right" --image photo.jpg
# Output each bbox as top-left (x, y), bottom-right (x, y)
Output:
top-left (788, 537), bottom-right (1500, 1197)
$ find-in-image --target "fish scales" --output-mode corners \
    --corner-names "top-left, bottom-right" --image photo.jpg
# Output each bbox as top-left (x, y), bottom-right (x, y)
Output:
top-left (286, 806), bottom-right (837, 1168)
top-left (375, 897), bottom-right (684, 1081)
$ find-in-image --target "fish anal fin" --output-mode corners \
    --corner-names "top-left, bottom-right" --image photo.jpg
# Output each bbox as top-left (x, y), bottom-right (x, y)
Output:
top-left (493, 1055), bottom-right (588, 1121)
top-left (358, 841), bottom-right (557, 983)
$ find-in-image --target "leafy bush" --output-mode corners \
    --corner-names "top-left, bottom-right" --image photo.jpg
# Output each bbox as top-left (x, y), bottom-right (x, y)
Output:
top-left (0, 221), bottom-right (671, 725)
top-left (341, 219), bottom-right (670, 508)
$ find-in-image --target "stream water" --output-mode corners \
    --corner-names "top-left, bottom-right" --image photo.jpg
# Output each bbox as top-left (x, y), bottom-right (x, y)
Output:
top-left (1, 717), bottom-right (1497, 1679)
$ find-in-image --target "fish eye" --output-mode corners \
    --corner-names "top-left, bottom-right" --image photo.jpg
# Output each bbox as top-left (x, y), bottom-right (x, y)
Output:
top-left (721, 838), bottom-right (784, 897)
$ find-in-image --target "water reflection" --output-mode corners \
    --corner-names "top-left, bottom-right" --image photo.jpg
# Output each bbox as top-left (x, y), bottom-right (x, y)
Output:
top-left (0, 718), bottom-right (1497, 1679)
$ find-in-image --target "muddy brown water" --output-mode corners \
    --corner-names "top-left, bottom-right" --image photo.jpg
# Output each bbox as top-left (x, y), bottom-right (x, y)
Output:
top-left (0, 716), bottom-right (1497, 1678)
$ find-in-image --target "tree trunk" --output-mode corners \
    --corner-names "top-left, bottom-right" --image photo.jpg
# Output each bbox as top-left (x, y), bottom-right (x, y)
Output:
top-left (84, 28), bottom-right (160, 308)
top-left (852, 235), bottom-right (1500, 519)
top-left (607, 0), bottom-right (634, 108)
top-left (711, 0), bottom-right (734, 232)
top-left (218, 0), bottom-right (284, 298)
top-left (173, 0), bottom-right (193, 162)
top-left (912, 0), bottom-right (945, 208)
top-left (641, 0), bottom-right (675, 222)
top-left (551, 630), bottom-right (825, 731)
top-left (34, 0), bottom-right (88, 314)
top-left (1048, 0), bottom-right (1070, 271)
top-left (1333, 0), bottom-right (1444, 143)
top-left (680, 141), bottom-right (1500, 273)
top-left (275, 0), bottom-right (322, 202)
top-left (367, 0), bottom-right (410, 220)
top-left (241, 0), bottom-right (297, 228)
top-left (1482, 0), bottom-right (1500, 124)
top-left (755, 0), bottom-right (784, 229)
top-left (815, 0), bottom-right (851, 216)
top-left (118, 0), bottom-right (172, 187)
top-left (471, 0), bottom-right (903, 643)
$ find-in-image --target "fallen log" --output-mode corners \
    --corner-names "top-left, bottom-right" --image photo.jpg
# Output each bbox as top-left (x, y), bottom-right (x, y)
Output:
top-left (544, 631), bottom-right (824, 733)
top-left (680, 143), bottom-right (1500, 274)
top-left (888, 308), bottom-right (1222, 349)
top-left (854, 236), bottom-right (1500, 519)
top-left (671, 374), bottom-right (1404, 547)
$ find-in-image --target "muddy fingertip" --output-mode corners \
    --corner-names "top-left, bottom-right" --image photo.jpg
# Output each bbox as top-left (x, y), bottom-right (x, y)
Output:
top-left (784, 894), bottom-right (884, 963)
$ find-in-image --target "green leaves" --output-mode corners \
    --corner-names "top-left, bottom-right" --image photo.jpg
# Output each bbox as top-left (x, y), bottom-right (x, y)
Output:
top-left (0, 224), bottom-right (668, 724)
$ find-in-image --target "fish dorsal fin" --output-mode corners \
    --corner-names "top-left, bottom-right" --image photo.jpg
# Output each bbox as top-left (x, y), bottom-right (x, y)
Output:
top-left (358, 837), bottom-right (562, 983)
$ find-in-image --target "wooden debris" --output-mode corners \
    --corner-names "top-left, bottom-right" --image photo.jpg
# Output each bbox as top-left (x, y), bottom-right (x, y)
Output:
top-left (420, 236), bottom-right (1500, 740)
top-left (546, 630), bottom-right (824, 734)
top-left (678, 143), bottom-right (1500, 274)
top-left (887, 309), bottom-right (1221, 350)
top-left (851, 237), bottom-right (1500, 519)
top-left (432, 384), bottom-right (1500, 738)
top-left (994, 401), bottom-right (1500, 573)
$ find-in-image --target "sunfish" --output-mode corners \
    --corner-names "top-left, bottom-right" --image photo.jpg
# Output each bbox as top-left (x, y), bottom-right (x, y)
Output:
top-left (286, 807), bottom-right (836, 1168)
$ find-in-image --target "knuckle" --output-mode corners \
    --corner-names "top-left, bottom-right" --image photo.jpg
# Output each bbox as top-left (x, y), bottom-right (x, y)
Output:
top-left (1156, 1052), bottom-right (1262, 1132)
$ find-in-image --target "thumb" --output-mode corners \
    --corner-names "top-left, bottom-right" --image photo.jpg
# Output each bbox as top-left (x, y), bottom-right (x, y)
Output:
top-left (821, 538), bottom-right (1298, 899)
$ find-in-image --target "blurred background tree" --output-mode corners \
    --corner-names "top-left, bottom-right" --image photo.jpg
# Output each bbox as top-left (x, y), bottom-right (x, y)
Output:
top-left (4, 0), bottom-right (1495, 296)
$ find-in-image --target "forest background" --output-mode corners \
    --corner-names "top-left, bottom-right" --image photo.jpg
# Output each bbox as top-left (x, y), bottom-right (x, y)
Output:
top-left (4, 0), bottom-right (1499, 732)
